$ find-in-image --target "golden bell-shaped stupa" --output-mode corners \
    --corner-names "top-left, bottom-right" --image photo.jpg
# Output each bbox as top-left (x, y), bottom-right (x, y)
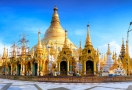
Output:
top-left (42, 6), bottom-right (77, 49)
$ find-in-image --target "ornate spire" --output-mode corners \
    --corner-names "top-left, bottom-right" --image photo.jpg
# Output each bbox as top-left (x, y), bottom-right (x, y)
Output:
top-left (79, 40), bottom-right (82, 49)
top-left (18, 33), bottom-right (29, 55)
top-left (126, 40), bottom-right (129, 56)
top-left (37, 30), bottom-right (42, 49)
top-left (85, 24), bottom-right (92, 46)
top-left (107, 43), bottom-right (111, 55)
top-left (122, 38), bottom-right (124, 45)
top-left (2, 47), bottom-right (7, 59)
top-left (32, 47), bottom-right (34, 57)
top-left (63, 30), bottom-right (68, 48)
top-left (119, 38), bottom-right (125, 60)
top-left (51, 6), bottom-right (60, 25)
top-left (12, 43), bottom-right (17, 57)
top-left (7, 49), bottom-right (8, 57)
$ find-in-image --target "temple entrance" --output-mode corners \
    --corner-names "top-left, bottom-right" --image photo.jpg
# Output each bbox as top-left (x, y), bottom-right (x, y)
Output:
top-left (8, 66), bottom-right (11, 75)
top-left (2, 67), bottom-right (5, 75)
top-left (34, 63), bottom-right (37, 76)
top-left (17, 64), bottom-right (21, 75)
top-left (60, 61), bottom-right (67, 75)
top-left (28, 62), bottom-right (31, 71)
top-left (86, 60), bottom-right (94, 76)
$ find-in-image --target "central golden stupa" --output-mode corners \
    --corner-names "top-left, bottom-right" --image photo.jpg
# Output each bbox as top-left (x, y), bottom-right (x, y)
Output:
top-left (42, 6), bottom-right (77, 49)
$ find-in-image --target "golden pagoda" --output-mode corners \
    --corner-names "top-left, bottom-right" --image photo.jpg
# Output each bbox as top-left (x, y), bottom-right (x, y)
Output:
top-left (79, 24), bottom-right (99, 76)
top-left (42, 6), bottom-right (77, 49)
top-left (56, 30), bottom-right (75, 76)
top-left (121, 39), bottom-right (131, 75)
top-left (1, 47), bottom-right (9, 75)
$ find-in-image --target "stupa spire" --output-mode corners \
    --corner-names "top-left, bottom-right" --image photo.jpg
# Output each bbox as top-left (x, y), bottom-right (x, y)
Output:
top-left (107, 43), bottom-right (111, 55)
top-left (79, 40), bottom-right (82, 49)
top-left (126, 40), bottom-right (129, 55)
top-left (122, 37), bottom-right (124, 45)
top-left (119, 37), bottom-right (125, 60)
top-left (2, 47), bottom-right (7, 59)
top-left (63, 30), bottom-right (68, 48)
top-left (51, 6), bottom-right (60, 25)
top-left (85, 23), bottom-right (92, 46)
top-left (32, 47), bottom-right (34, 57)
top-left (37, 30), bottom-right (42, 49)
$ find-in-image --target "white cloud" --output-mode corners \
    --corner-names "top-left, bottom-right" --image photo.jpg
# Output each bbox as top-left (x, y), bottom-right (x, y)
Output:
top-left (98, 41), bottom-right (121, 56)
top-left (98, 41), bottom-right (132, 57)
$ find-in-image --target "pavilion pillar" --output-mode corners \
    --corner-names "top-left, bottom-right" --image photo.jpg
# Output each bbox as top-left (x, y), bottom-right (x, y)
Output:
top-left (67, 61), bottom-right (69, 75)
top-left (94, 62), bottom-right (96, 75)
top-left (84, 61), bottom-right (86, 75)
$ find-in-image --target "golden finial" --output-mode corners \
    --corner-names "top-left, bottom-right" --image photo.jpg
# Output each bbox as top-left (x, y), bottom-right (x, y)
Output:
top-left (63, 30), bottom-right (68, 48)
top-left (85, 23), bottom-right (92, 46)
top-left (2, 46), bottom-right (7, 59)
top-left (107, 43), bottom-right (111, 55)
top-left (87, 23), bottom-right (90, 35)
top-left (54, 6), bottom-right (58, 12)
top-left (51, 6), bottom-right (60, 24)
top-left (126, 40), bottom-right (129, 55)
top-left (7, 49), bottom-right (8, 57)
top-left (79, 40), bottom-right (82, 49)
top-left (122, 37), bottom-right (124, 45)
top-left (37, 30), bottom-right (42, 49)
top-left (32, 47), bottom-right (34, 57)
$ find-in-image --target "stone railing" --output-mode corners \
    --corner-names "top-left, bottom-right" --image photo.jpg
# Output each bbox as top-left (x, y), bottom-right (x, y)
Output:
top-left (0, 75), bottom-right (132, 83)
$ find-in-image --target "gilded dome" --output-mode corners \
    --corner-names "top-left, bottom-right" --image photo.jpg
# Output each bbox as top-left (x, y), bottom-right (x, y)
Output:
top-left (42, 6), bottom-right (77, 48)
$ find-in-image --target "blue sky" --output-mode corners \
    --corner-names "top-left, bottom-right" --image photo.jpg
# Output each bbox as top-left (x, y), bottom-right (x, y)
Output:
top-left (0, 0), bottom-right (132, 57)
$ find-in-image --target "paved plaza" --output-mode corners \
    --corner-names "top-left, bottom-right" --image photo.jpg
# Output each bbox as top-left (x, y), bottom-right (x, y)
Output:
top-left (0, 78), bottom-right (132, 90)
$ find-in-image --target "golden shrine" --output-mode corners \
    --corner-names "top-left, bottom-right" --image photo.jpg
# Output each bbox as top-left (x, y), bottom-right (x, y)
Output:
top-left (0, 6), bottom-right (132, 77)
